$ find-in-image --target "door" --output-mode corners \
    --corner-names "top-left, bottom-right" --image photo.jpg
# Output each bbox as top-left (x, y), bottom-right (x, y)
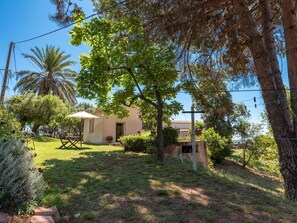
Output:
top-left (116, 123), bottom-right (125, 141)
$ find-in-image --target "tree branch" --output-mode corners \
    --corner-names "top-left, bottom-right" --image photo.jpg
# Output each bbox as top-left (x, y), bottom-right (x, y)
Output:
top-left (138, 63), bottom-right (164, 106)
top-left (122, 95), bottom-right (139, 107)
top-left (126, 67), bottom-right (157, 108)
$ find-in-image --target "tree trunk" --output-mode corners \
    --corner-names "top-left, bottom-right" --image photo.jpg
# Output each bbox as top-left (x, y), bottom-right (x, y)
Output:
top-left (242, 145), bottom-right (247, 168)
top-left (32, 123), bottom-right (41, 135)
top-left (156, 104), bottom-right (164, 161)
top-left (280, 0), bottom-right (297, 136)
top-left (233, 0), bottom-right (297, 200)
top-left (276, 139), bottom-right (297, 199)
top-left (266, 0), bottom-right (297, 199)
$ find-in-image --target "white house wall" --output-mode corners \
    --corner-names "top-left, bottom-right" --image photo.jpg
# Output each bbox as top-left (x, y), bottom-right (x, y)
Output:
top-left (83, 107), bottom-right (142, 145)
top-left (102, 107), bottom-right (142, 144)
top-left (83, 117), bottom-right (103, 144)
top-left (102, 115), bottom-right (117, 143)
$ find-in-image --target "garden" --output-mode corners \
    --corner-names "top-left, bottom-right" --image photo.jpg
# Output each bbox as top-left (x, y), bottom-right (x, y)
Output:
top-left (33, 138), bottom-right (297, 223)
top-left (2, 100), bottom-right (296, 222)
top-left (3, 1), bottom-right (297, 222)
top-left (1, 110), bottom-right (297, 222)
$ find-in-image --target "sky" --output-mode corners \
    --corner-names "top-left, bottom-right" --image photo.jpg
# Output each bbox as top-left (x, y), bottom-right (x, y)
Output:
top-left (0, 0), bottom-right (287, 123)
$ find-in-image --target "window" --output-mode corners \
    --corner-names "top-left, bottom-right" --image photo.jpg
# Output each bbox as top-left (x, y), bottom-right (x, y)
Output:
top-left (89, 119), bottom-right (94, 133)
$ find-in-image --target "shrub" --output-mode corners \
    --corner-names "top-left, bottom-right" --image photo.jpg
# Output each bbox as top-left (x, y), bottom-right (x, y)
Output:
top-left (243, 134), bottom-right (280, 174)
top-left (256, 135), bottom-right (279, 174)
top-left (195, 121), bottom-right (205, 130)
top-left (202, 128), bottom-right (231, 164)
top-left (0, 139), bottom-right (45, 212)
top-left (0, 109), bottom-right (22, 143)
top-left (163, 127), bottom-right (178, 147)
top-left (105, 136), bottom-right (113, 141)
top-left (119, 132), bottom-right (156, 153)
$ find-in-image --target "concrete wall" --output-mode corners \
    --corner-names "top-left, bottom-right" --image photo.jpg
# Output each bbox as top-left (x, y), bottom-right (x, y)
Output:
top-left (164, 141), bottom-right (208, 168)
top-left (83, 107), bottom-right (142, 144)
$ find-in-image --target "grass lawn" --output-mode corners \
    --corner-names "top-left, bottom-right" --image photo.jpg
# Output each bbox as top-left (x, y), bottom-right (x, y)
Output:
top-left (32, 137), bottom-right (297, 223)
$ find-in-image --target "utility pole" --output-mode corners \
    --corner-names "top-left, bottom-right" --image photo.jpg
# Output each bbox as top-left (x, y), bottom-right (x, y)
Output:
top-left (182, 99), bottom-right (204, 172)
top-left (191, 104), bottom-right (197, 171)
top-left (0, 41), bottom-right (14, 105)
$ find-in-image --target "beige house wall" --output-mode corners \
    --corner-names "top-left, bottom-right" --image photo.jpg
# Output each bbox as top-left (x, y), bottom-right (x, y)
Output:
top-left (83, 107), bottom-right (142, 144)
top-left (171, 120), bottom-right (191, 129)
top-left (171, 120), bottom-right (191, 137)
top-left (83, 116), bottom-right (103, 144)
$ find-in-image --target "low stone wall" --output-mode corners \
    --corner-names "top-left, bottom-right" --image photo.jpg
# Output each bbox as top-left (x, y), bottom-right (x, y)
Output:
top-left (164, 141), bottom-right (208, 168)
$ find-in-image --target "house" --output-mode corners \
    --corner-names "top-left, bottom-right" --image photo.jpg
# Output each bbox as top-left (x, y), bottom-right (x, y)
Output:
top-left (83, 107), bottom-right (142, 144)
top-left (171, 120), bottom-right (191, 137)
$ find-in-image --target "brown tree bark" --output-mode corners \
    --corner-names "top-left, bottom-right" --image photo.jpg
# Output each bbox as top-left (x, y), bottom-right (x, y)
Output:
top-left (156, 104), bottom-right (164, 161)
top-left (280, 0), bottom-right (297, 135)
top-left (155, 86), bottom-right (164, 161)
top-left (233, 0), bottom-right (297, 200)
top-left (32, 123), bottom-right (41, 135)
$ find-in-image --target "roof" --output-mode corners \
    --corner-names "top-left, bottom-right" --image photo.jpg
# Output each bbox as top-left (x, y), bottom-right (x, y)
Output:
top-left (171, 120), bottom-right (191, 124)
top-left (180, 128), bottom-right (189, 132)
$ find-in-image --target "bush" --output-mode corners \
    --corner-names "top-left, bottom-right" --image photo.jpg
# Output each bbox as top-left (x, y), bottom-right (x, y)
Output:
top-left (243, 134), bottom-right (280, 174)
top-left (202, 128), bottom-right (231, 164)
top-left (119, 132), bottom-right (156, 153)
top-left (195, 121), bottom-right (205, 130)
top-left (0, 109), bottom-right (22, 143)
top-left (163, 127), bottom-right (178, 147)
top-left (0, 139), bottom-right (45, 212)
top-left (105, 136), bottom-right (113, 141)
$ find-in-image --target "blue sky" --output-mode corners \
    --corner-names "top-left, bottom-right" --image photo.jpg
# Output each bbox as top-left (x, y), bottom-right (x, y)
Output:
top-left (0, 0), bottom-right (285, 123)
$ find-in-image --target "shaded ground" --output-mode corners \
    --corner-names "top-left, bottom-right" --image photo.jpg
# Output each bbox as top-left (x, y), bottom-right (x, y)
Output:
top-left (33, 138), bottom-right (297, 223)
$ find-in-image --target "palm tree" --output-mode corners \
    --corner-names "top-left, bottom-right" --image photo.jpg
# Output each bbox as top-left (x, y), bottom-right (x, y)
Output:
top-left (14, 45), bottom-right (77, 104)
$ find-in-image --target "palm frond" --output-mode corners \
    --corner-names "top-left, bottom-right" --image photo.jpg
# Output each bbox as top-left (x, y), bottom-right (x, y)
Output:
top-left (14, 45), bottom-right (77, 104)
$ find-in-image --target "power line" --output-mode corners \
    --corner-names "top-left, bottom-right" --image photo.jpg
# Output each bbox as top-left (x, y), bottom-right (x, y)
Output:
top-left (13, 45), bottom-right (17, 72)
top-left (234, 96), bottom-right (262, 104)
top-left (14, 0), bottom-right (129, 45)
top-left (179, 87), bottom-right (294, 93)
top-left (15, 46), bottom-right (41, 72)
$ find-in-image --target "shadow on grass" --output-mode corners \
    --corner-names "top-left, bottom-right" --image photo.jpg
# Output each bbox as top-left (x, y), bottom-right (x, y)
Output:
top-left (34, 136), bottom-right (57, 142)
top-left (41, 151), bottom-right (297, 223)
top-left (216, 160), bottom-right (282, 194)
top-left (55, 146), bottom-right (91, 151)
top-left (229, 152), bottom-right (242, 161)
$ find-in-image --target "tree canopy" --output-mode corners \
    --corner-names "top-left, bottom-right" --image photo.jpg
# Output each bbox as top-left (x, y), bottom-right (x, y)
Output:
top-left (14, 45), bottom-right (77, 104)
top-left (70, 14), bottom-right (182, 160)
top-left (6, 94), bottom-right (69, 134)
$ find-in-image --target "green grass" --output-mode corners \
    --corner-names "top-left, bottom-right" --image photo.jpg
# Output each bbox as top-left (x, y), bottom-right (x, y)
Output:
top-left (32, 137), bottom-right (297, 223)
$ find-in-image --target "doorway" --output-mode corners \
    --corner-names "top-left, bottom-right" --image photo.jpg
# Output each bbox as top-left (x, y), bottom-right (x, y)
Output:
top-left (116, 123), bottom-right (125, 141)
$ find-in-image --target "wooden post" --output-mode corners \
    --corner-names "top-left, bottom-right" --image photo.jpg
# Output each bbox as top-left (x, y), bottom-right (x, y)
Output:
top-left (191, 103), bottom-right (197, 171)
top-left (0, 42), bottom-right (14, 105)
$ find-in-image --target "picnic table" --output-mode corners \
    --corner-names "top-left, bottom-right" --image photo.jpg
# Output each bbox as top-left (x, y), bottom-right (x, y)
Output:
top-left (59, 135), bottom-right (82, 149)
